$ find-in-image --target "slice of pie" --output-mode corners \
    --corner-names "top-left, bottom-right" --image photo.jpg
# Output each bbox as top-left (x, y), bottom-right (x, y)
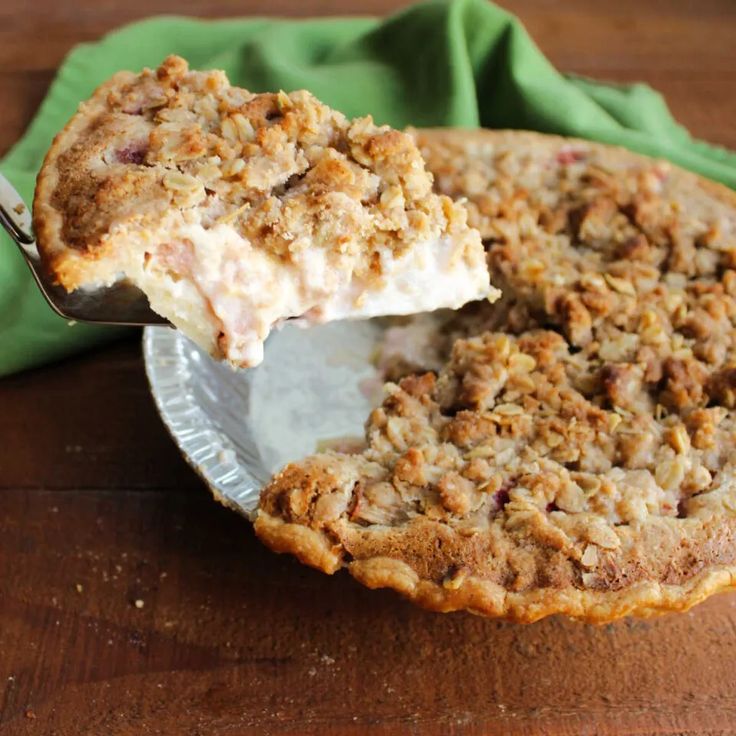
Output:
top-left (256, 129), bottom-right (736, 622)
top-left (33, 57), bottom-right (493, 367)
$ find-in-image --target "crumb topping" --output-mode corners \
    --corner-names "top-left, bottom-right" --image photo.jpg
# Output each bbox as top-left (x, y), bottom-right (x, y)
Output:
top-left (50, 56), bottom-right (479, 282)
top-left (258, 130), bottom-right (736, 606)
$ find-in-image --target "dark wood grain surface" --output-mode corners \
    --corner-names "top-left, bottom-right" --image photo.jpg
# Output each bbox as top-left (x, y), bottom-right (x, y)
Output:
top-left (2, 2), bottom-right (736, 734)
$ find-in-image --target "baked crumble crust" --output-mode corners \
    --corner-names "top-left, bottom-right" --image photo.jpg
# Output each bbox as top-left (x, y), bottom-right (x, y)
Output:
top-left (256, 129), bottom-right (736, 622)
top-left (33, 58), bottom-right (492, 366)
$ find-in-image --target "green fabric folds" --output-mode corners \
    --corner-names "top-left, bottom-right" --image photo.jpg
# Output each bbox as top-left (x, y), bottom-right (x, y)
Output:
top-left (2, 0), bottom-right (735, 376)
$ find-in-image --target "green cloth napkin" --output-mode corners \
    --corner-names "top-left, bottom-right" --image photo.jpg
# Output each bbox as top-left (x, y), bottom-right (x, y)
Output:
top-left (2, 0), bottom-right (736, 377)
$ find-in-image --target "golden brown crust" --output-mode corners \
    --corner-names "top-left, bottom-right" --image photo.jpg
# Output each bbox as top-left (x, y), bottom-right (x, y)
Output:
top-left (34, 72), bottom-right (137, 284)
top-left (255, 513), bottom-right (342, 574)
top-left (256, 510), bottom-right (736, 622)
top-left (256, 128), bottom-right (736, 622)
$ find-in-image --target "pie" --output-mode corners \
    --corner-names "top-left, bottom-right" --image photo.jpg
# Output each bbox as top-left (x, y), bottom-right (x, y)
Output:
top-left (33, 57), bottom-right (493, 367)
top-left (256, 129), bottom-right (736, 622)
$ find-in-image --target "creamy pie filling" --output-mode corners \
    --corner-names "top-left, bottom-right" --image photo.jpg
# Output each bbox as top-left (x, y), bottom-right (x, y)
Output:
top-left (102, 216), bottom-right (492, 366)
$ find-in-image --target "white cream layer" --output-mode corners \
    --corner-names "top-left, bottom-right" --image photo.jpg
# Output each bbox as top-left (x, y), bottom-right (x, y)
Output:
top-left (113, 213), bottom-right (494, 367)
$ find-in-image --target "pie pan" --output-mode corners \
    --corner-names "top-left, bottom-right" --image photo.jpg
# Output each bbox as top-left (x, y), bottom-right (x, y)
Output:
top-left (143, 319), bottom-right (384, 518)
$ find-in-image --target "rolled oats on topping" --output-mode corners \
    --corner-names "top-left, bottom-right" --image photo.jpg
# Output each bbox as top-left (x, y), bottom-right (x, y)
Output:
top-left (257, 130), bottom-right (736, 620)
top-left (50, 54), bottom-right (489, 274)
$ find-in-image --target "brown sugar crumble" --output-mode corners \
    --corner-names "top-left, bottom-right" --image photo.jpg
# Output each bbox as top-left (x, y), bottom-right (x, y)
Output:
top-left (256, 129), bottom-right (736, 622)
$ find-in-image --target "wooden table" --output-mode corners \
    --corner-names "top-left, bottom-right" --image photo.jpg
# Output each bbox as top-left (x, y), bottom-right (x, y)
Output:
top-left (2, 2), bottom-right (736, 734)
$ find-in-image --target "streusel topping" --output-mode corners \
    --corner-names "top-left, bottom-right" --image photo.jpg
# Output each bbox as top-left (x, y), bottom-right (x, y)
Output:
top-left (52, 56), bottom-right (480, 282)
top-left (411, 130), bottom-right (736, 528)
top-left (257, 130), bottom-right (736, 616)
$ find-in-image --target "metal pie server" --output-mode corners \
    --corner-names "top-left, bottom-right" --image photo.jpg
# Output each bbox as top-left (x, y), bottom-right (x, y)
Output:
top-left (0, 172), bottom-right (169, 326)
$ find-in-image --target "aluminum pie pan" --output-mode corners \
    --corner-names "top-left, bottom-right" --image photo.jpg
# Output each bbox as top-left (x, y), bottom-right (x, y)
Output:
top-left (142, 319), bottom-right (384, 519)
